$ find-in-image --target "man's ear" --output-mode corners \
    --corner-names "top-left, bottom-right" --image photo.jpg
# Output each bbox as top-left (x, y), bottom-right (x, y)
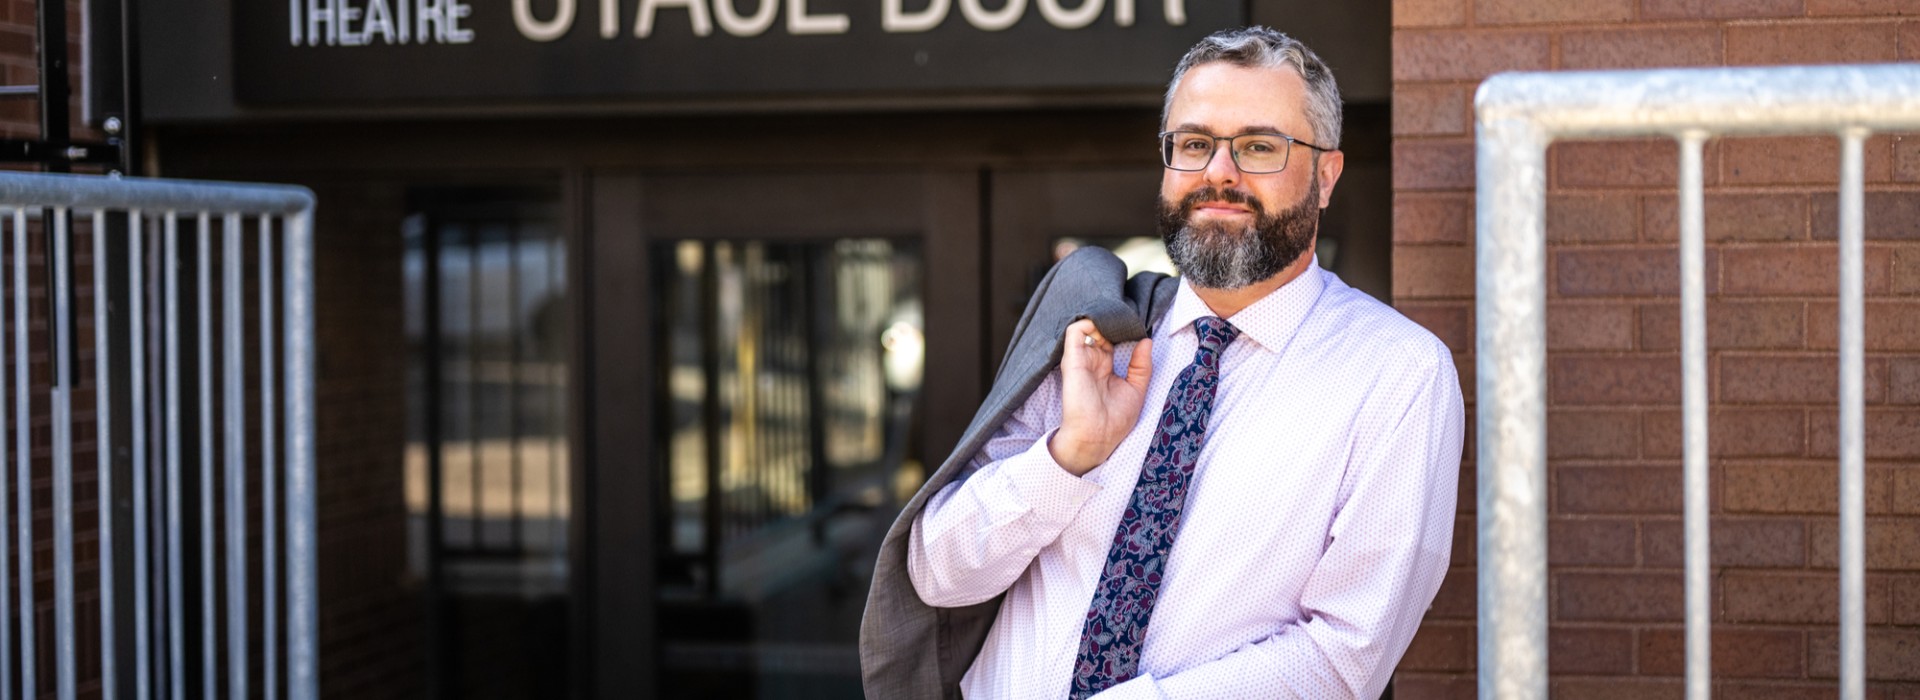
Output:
top-left (1316, 149), bottom-right (1346, 209)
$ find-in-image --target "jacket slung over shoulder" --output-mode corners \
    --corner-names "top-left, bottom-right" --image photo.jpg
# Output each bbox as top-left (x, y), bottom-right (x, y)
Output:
top-left (858, 247), bottom-right (1177, 700)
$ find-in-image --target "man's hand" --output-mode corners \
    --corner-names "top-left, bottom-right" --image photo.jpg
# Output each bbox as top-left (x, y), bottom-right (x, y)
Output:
top-left (1048, 318), bottom-right (1153, 476)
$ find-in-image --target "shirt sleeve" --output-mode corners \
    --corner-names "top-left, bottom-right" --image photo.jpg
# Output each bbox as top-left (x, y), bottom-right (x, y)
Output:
top-left (1091, 348), bottom-right (1465, 700)
top-left (907, 370), bottom-right (1105, 608)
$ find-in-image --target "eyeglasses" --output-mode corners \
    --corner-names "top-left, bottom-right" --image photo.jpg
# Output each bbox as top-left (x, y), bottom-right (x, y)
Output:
top-left (1158, 130), bottom-right (1331, 174)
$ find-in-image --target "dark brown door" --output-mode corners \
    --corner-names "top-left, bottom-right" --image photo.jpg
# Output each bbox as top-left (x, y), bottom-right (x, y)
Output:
top-left (581, 170), bottom-right (985, 699)
top-left (986, 167), bottom-right (1164, 363)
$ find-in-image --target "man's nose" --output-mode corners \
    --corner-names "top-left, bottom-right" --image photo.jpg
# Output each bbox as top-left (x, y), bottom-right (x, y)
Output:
top-left (1203, 143), bottom-right (1240, 187)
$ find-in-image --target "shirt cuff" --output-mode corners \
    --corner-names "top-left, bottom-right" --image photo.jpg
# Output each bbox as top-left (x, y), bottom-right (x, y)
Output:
top-left (1002, 428), bottom-right (1102, 527)
top-left (1089, 673), bottom-right (1166, 700)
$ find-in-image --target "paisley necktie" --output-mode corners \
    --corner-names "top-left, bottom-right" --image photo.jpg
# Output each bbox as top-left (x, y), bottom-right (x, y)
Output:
top-left (1070, 315), bottom-right (1240, 699)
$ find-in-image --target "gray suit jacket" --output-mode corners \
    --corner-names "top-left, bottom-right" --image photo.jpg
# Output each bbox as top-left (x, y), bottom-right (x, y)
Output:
top-left (859, 247), bottom-right (1180, 699)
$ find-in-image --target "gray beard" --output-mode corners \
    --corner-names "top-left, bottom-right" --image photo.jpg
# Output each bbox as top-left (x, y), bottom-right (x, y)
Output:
top-left (1157, 178), bottom-right (1322, 290)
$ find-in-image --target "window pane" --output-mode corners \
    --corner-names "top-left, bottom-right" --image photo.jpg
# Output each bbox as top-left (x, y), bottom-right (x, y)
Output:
top-left (653, 237), bottom-right (921, 695)
top-left (402, 185), bottom-right (571, 698)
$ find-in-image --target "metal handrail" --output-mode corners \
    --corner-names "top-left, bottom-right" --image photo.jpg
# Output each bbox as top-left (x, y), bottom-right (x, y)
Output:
top-left (0, 171), bottom-right (316, 700)
top-left (1474, 64), bottom-right (1920, 700)
top-left (0, 171), bottom-right (312, 212)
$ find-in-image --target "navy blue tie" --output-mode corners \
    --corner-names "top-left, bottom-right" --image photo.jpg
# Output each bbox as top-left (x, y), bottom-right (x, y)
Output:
top-left (1070, 316), bottom-right (1240, 699)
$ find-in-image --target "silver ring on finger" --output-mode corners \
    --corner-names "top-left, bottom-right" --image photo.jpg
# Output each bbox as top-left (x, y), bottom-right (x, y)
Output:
top-left (1083, 335), bottom-right (1096, 347)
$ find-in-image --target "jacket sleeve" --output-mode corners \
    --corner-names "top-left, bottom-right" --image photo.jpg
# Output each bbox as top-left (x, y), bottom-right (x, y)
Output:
top-left (907, 370), bottom-right (1105, 608)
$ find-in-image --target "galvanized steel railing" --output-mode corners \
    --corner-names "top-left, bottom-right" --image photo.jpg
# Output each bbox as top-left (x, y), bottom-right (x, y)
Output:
top-left (1474, 64), bottom-right (1920, 700)
top-left (0, 171), bottom-right (316, 700)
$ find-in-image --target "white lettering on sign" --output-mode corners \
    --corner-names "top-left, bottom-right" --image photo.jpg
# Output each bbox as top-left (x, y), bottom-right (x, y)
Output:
top-left (363, 0), bottom-right (398, 43)
top-left (786, 0), bottom-right (849, 34)
top-left (292, 0), bottom-right (473, 44)
top-left (336, 0), bottom-right (365, 45)
top-left (879, 0), bottom-right (1178, 32)
top-left (290, 0), bottom-right (303, 44)
top-left (290, 0), bottom-right (1184, 46)
top-left (882, 0), bottom-right (945, 32)
top-left (635, 0), bottom-right (713, 37)
top-left (713, 0), bottom-right (778, 37)
top-left (514, 0), bottom-right (575, 40)
top-left (957, 0), bottom-right (1021, 31)
top-left (1035, 0), bottom-right (1098, 29)
top-left (416, 0), bottom-right (444, 41)
top-left (305, 0), bottom-right (332, 45)
top-left (448, 0), bottom-right (475, 41)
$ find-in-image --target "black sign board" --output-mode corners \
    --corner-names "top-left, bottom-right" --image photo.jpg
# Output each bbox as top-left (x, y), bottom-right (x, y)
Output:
top-left (234, 0), bottom-right (1247, 104)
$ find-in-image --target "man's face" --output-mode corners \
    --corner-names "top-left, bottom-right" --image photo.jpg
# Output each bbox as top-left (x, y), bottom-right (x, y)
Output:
top-left (1158, 62), bottom-right (1344, 290)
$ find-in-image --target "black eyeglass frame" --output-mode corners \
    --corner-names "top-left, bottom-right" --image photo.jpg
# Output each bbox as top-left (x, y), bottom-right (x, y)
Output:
top-left (1156, 130), bottom-right (1334, 174)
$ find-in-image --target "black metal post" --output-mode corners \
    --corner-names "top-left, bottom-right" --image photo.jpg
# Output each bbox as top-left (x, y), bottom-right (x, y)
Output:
top-left (699, 242), bottom-right (721, 597)
top-left (423, 212), bottom-right (448, 700)
top-left (36, 0), bottom-right (68, 175)
top-left (802, 247), bottom-right (830, 523)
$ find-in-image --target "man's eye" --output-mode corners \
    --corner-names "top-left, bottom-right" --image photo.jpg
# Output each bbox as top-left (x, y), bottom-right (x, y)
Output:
top-left (1240, 139), bottom-right (1281, 154)
top-left (1179, 138), bottom-right (1212, 152)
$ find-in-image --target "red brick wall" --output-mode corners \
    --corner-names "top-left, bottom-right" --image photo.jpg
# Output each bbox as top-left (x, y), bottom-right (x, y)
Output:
top-left (3, 0), bottom-right (126, 678)
top-left (0, 0), bottom-right (102, 144)
top-left (307, 182), bottom-right (423, 700)
top-left (1391, 2), bottom-right (1920, 697)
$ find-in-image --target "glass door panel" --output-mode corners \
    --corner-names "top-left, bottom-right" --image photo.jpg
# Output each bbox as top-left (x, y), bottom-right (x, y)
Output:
top-left (582, 170), bottom-right (981, 699)
top-left (403, 185), bottom-right (572, 700)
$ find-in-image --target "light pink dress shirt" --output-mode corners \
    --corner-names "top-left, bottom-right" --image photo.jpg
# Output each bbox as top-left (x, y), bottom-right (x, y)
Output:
top-left (907, 264), bottom-right (1464, 699)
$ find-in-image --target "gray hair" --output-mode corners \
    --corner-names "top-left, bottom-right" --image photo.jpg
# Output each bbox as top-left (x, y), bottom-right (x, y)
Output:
top-left (1162, 26), bottom-right (1343, 150)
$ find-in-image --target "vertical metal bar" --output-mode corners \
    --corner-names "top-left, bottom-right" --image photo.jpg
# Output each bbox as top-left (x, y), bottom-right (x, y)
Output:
top-left (144, 222), bottom-right (163, 699)
top-left (546, 227), bottom-right (561, 557)
top-left (468, 227), bottom-right (481, 548)
top-left (758, 249), bottom-right (771, 521)
top-left (164, 210), bottom-right (183, 700)
top-left (700, 241), bottom-right (722, 596)
top-left (197, 210), bottom-right (216, 700)
top-left (508, 221), bottom-right (522, 552)
top-left (261, 214), bottom-right (278, 700)
top-left (222, 212), bottom-right (247, 700)
top-left (742, 247), bottom-right (759, 529)
top-left (131, 210), bottom-right (150, 700)
top-left (1837, 127), bottom-right (1868, 700)
top-left (772, 250), bottom-right (788, 518)
top-left (422, 211), bottom-right (446, 700)
top-left (286, 208), bottom-right (317, 700)
top-left (773, 250), bottom-right (788, 518)
top-left (97, 207), bottom-right (135, 700)
top-left (94, 208), bottom-right (118, 700)
top-left (1677, 131), bottom-right (1712, 700)
top-left (1475, 116), bottom-right (1549, 700)
top-left (802, 248), bottom-right (828, 511)
top-left (16, 206), bottom-right (37, 700)
top-left (53, 207), bottom-right (75, 700)
top-left (0, 209), bottom-right (10, 700)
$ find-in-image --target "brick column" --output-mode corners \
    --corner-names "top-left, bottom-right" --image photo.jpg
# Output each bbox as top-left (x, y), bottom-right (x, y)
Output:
top-left (1390, 1), bottom-right (1920, 696)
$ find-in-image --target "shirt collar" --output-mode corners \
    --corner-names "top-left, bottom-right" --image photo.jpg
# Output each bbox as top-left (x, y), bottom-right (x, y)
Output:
top-left (1163, 261), bottom-right (1327, 354)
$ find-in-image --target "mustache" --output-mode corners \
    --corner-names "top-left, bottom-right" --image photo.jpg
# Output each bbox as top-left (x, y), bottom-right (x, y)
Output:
top-left (1177, 186), bottom-right (1267, 218)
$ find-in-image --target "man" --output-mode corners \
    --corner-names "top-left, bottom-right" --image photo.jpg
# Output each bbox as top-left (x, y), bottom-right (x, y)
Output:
top-left (867, 27), bottom-right (1463, 699)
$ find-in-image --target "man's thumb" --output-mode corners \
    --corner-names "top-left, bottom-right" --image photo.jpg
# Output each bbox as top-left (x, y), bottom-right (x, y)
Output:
top-left (1125, 338), bottom-right (1153, 388)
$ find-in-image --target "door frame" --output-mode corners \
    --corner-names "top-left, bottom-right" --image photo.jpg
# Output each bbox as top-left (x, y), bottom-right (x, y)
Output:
top-left (577, 168), bottom-right (985, 698)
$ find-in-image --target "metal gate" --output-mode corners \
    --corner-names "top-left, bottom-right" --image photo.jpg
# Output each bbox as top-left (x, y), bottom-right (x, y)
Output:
top-left (1474, 64), bottom-right (1920, 700)
top-left (0, 171), bottom-right (316, 700)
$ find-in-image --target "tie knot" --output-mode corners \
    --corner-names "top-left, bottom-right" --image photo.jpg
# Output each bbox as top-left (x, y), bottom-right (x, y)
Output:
top-left (1192, 316), bottom-right (1239, 366)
